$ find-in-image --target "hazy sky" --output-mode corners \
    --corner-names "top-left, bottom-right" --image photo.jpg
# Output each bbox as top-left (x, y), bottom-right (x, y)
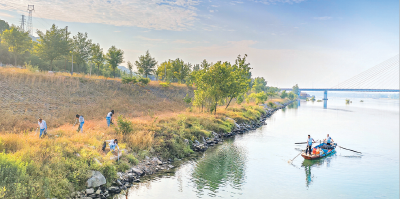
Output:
top-left (0, 0), bottom-right (398, 88)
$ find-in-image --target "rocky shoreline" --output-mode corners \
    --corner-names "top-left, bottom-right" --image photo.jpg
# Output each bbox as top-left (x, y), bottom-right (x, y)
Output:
top-left (69, 101), bottom-right (294, 199)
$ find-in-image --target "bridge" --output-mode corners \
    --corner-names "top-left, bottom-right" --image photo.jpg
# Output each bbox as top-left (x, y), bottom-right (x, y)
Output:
top-left (280, 55), bottom-right (399, 109)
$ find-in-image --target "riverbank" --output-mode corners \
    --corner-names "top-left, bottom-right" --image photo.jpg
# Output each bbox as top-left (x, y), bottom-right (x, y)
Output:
top-left (0, 99), bottom-right (293, 199)
top-left (93, 100), bottom-right (294, 199)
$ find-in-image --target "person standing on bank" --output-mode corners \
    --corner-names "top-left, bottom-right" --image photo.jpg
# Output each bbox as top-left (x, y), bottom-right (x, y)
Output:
top-left (106, 110), bottom-right (114, 127)
top-left (38, 118), bottom-right (47, 138)
top-left (306, 135), bottom-right (315, 155)
top-left (75, 114), bottom-right (85, 133)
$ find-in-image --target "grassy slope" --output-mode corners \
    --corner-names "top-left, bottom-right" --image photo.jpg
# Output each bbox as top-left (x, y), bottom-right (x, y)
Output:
top-left (0, 68), bottom-right (289, 198)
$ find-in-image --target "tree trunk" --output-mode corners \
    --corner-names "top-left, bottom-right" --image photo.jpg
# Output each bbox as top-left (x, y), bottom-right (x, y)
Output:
top-left (14, 54), bottom-right (17, 66)
top-left (50, 60), bottom-right (53, 71)
top-left (225, 97), bottom-right (234, 109)
top-left (114, 68), bottom-right (116, 78)
top-left (97, 64), bottom-right (100, 75)
top-left (214, 103), bottom-right (218, 115)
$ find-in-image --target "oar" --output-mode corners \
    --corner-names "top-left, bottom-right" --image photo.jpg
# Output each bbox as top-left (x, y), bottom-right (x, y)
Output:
top-left (338, 146), bottom-right (362, 154)
top-left (288, 150), bottom-right (304, 163)
top-left (295, 142), bottom-right (307, 144)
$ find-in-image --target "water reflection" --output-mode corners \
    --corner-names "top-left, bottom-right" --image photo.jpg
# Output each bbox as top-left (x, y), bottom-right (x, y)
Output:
top-left (191, 140), bottom-right (247, 197)
top-left (301, 155), bottom-right (335, 188)
top-left (287, 101), bottom-right (299, 109)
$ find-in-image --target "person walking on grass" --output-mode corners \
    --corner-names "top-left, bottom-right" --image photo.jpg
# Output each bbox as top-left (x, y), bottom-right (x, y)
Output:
top-left (38, 118), bottom-right (47, 138)
top-left (74, 114), bottom-right (85, 133)
top-left (106, 110), bottom-right (114, 127)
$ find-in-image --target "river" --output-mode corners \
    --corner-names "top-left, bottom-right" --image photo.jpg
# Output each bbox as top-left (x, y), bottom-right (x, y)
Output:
top-left (122, 97), bottom-right (399, 199)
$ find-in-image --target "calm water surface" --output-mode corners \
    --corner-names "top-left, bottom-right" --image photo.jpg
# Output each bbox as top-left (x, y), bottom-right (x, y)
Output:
top-left (123, 98), bottom-right (399, 199)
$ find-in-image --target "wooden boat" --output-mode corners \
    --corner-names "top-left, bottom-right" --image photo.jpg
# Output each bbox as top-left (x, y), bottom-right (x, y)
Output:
top-left (301, 143), bottom-right (337, 160)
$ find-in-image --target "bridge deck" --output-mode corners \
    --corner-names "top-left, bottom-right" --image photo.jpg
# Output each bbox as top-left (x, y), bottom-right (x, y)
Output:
top-left (279, 88), bottom-right (399, 92)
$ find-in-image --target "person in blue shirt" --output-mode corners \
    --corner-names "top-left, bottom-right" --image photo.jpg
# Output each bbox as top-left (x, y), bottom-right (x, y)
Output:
top-left (106, 110), bottom-right (114, 127)
top-left (324, 134), bottom-right (334, 145)
top-left (38, 118), bottom-right (47, 138)
top-left (306, 135), bottom-right (315, 155)
top-left (75, 114), bottom-right (85, 133)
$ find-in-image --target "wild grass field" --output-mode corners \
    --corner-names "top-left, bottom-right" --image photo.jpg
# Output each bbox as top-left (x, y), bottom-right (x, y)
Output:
top-left (0, 68), bottom-right (288, 198)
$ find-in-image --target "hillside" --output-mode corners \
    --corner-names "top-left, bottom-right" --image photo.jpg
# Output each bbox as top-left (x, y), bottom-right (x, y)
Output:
top-left (0, 68), bottom-right (192, 131)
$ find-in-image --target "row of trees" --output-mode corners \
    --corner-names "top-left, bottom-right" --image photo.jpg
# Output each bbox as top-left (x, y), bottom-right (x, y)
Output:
top-left (0, 20), bottom-right (127, 77)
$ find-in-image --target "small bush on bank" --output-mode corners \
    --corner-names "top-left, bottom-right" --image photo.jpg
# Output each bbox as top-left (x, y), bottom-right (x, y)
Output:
top-left (116, 115), bottom-right (133, 136)
top-left (126, 154), bottom-right (139, 165)
top-left (159, 82), bottom-right (170, 87)
top-left (138, 78), bottom-right (150, 85)
top-left (122, 77), bottom-right (137, 84)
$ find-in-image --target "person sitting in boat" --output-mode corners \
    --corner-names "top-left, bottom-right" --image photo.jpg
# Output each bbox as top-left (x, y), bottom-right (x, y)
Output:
top-left (324, 134), bottom-right (334, 145)
top-left (306, 135), bottom-right (315, 155)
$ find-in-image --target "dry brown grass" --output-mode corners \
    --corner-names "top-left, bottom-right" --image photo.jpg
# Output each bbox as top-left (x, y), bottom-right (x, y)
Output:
top-left (0, 67), bottom-right (193, 132)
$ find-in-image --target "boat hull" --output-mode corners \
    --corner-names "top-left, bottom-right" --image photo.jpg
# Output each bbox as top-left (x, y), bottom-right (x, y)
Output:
top-left (301, 143), bottom-right (337, 160)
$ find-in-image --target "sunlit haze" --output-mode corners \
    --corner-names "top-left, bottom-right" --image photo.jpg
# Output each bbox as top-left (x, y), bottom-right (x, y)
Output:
top-left (1, 0), bottom-right (398, 88)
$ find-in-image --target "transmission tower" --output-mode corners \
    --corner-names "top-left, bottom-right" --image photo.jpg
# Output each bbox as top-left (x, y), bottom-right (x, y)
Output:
top-left (20, 15), bottom-right (25, 31)
top-left (27, 5), bottom-right (34, 35)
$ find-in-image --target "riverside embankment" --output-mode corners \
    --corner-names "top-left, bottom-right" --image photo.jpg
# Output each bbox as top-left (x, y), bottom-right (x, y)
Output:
top-left (77, 101), bottom-right (293, 199)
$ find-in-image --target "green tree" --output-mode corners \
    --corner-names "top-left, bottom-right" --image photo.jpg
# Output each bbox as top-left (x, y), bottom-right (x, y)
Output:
top-left (106, 46), bottom-right (124, 78)
top-left (172, 58), bottom-right (191, 83)
top-left (292, 84), bottom-right (299, 96)
top-left (90, 43), bottom-right (105, 75)
top-left (1, 26), bottom-right (32, 66)
top-left (280, 90), bottom-right (288, 99)
top-left (135, 50), bottom-right (157, 78)
top-left (200, 59), bottom-right (211, 69)
top-left (195, 61), bottom-right (231, 114)
top-left (252, 77), bottom-right (267, 93)
top-left (288, 92), bottom-right (296, 100)
top-left (224, 54), bottom-right (252, 109)
top-left (156, 60), bottom-right (173, 81)
top-left (0, 19), bottom-right (10, 41)
top-left (127, 61), bottom-right (133, 77)
top-left (249, 92), bottom-right (268, 104)
top-left (72, 32), bottom-right (92, 73)
top-left (35, 24), bottom-right (70, 71)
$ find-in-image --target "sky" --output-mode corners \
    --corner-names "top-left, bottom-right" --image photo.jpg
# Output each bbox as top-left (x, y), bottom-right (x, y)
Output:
top-left (0, 0), bottom-right (398, 88)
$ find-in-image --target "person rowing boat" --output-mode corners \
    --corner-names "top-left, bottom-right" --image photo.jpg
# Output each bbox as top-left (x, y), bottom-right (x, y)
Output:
top-left (305, 135), bottom-right (315, 155)
top-left (324, 134), bottom-right (334, 145)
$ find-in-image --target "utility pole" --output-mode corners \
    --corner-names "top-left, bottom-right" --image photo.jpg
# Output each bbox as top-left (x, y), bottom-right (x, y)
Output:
top-left (27, 5), bottom-right (34, 35)
top-left (20, 15), bottom-right (25, 31)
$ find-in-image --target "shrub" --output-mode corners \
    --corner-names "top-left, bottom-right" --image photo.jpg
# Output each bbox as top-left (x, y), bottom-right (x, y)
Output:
top-left (126, 154), bottom-right (139, 165)
top-left (183, 93), bottom-right (191, 104)
top-left (236, 95), bottom-right (244, 104)
top-left (122, 77), bottom-right (137, 84)
top-left (138, 78), bottom-right (150, 85)
top-left (268, 101), bottom-right (275, 109)
top-left (159, 82), bottom-right (170, 87)
top-left (115, 115), bottom-right (133, 135)
top-left (116, 161), bottom-right (130, 172)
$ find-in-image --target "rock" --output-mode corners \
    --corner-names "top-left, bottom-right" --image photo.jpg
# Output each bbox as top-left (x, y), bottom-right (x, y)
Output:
top-left (95, 189), bottom-right (101, 195)
top-left (108, 186), bottom-right (120, 193)
top-left (131, 167), bottom-right (144, 176)
top-left (86, 188), bottom-right (94, 194)
top-left (87, 171), bottom-right (107, 188)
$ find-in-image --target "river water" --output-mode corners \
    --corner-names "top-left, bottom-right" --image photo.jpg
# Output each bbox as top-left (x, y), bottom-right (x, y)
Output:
top-left (123, 98), bottom-right (399, 199)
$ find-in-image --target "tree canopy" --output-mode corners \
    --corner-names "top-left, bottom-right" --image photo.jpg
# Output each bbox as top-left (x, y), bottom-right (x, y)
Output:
top-left (35, 24), bottom-right (70, 71)
top-left (1, 26), bottom-right (32, 66)
top-left (135, 50), bottom-right (157, 78)
top-left (106, 46), bottom-right (124, 78)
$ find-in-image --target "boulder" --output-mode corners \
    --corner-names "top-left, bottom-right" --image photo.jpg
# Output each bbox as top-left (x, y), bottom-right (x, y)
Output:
top-left (131, 167), bottom-right (144, 176)
top-left (87, 171), bottom-right (107, 188)
top-left (86, 188), bottom-right (94, 194)
top-left (108, 186), bottom-right (120, 193)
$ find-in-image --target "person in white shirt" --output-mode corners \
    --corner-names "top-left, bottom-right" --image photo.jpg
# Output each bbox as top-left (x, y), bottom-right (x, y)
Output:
top-left (306, 135), bottom-right (315, 155)
top-left (106, 110), bottom-right (114, 127)
top-left (106, 139), bottom-right (119, 155)
top-left (38, 118), bottom-right (47, 138)
top-left (75, 114), bottom-right (85, 133)
top-left (324, 134), bottom-right (334, 145)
